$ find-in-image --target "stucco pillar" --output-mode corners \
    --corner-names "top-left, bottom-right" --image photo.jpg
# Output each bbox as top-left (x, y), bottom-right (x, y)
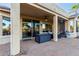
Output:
top-left (0, 15), bottom-right (2, 42)
top-left (10, 3), bottom-right (21, 55)
top-left (68, 20), bottom-right (71, 32)
top-left (65, 20), bottom-right (70, 32)
top-left (73, 18), bottom-right (77, 37)
top-left (20, 17), bottom-right (23, 40)
top-left (53, 15), bottom-right (58, 42)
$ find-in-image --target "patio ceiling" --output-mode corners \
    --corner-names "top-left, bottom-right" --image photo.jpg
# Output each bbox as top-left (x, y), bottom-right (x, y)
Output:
top-left (20, 3), bottom-right (53, 17)
top-left (20, 3), bottom-right (54, 23)
top-left (20, 3), bottom-right (66, 23)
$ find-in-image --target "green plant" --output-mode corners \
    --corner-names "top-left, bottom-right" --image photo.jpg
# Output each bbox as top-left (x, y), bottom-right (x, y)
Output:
top-left (72, 4), bottom-right (79, 14)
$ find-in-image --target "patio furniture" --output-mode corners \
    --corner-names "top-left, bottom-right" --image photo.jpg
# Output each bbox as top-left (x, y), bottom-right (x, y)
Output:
top-left (48, 32), bottom-right (53, 39)
top-left (35, 33), bottom-right (51, 43)
top-left (66, 32), bottom-right (75, 38)
top-left (58, 31), bottom-right (67, 38)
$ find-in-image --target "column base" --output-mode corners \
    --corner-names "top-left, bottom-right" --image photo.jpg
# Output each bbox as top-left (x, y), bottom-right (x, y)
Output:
top-left (53, 39), bottom-right (58, 42)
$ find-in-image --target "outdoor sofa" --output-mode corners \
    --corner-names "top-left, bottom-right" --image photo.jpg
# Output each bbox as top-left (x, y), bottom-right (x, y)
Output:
top-left (35, 32), bottom-right (52, 43)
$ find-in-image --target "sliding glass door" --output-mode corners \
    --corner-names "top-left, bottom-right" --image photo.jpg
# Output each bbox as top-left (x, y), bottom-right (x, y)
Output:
top-left (22, 19), bottom-right (33, 39)
top-left (22, 19), bottom-right (40, 39)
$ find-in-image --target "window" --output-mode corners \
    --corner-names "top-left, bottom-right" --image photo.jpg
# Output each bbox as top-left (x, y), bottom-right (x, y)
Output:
top-left (2, 16), bottom-right (10, 36)
top-left (42, 23), bottom-right (52, 32)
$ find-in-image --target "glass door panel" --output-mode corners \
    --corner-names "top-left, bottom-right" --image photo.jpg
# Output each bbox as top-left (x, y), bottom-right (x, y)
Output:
top-left (22, 19), bottom-right (33, 39)
top-left (33, 20), bottom-right (39, 37)
top-left (22, 19), bottom-right (40, 40)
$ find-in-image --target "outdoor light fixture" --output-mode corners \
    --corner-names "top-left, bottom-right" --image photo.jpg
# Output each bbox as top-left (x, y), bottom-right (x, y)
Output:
top-left (44, 16), bottom-right (48, 21)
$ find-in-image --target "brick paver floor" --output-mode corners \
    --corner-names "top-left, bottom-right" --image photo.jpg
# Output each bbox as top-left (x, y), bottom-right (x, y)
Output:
top-left (0, 38), bottom-right (79, 56)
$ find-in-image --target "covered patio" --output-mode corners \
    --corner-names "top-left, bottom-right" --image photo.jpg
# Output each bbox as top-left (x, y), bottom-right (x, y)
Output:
top-left (0, 3), bottom-right (78, 56)
top-left (1, 38), bottom-right (79, 56)
top-left (10, 3), bottom-right (70, 55)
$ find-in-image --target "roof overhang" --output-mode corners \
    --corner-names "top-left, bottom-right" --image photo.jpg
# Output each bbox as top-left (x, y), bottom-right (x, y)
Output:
top-left (0, 8), bottom-right (10, 13)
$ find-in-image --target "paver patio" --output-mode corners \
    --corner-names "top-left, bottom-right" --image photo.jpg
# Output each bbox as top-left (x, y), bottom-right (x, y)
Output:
top-left (0, 38), bottom-right (79, 56)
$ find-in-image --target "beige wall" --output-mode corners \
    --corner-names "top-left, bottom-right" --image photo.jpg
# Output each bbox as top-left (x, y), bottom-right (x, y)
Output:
top-left (0, 18), bottom-right (22, 45)
top-left (65, 20), bottom-right (69, 31)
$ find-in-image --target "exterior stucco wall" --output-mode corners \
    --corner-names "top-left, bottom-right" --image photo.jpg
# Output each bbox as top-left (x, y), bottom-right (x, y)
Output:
top-left (0, 35), bottom-right (10, 44)
top-left (64, 20), bottom-right (77, 38)
top-left (65, 21), bottom-right (69, 31)
top-left (0, 18), bottom-right (22, 44)
top-left (66, 18), bottom-right (78, 38)
top-left (0, 15), bottom-right (22, 45)
top-left (0, 13), bottom-right (25, 44)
